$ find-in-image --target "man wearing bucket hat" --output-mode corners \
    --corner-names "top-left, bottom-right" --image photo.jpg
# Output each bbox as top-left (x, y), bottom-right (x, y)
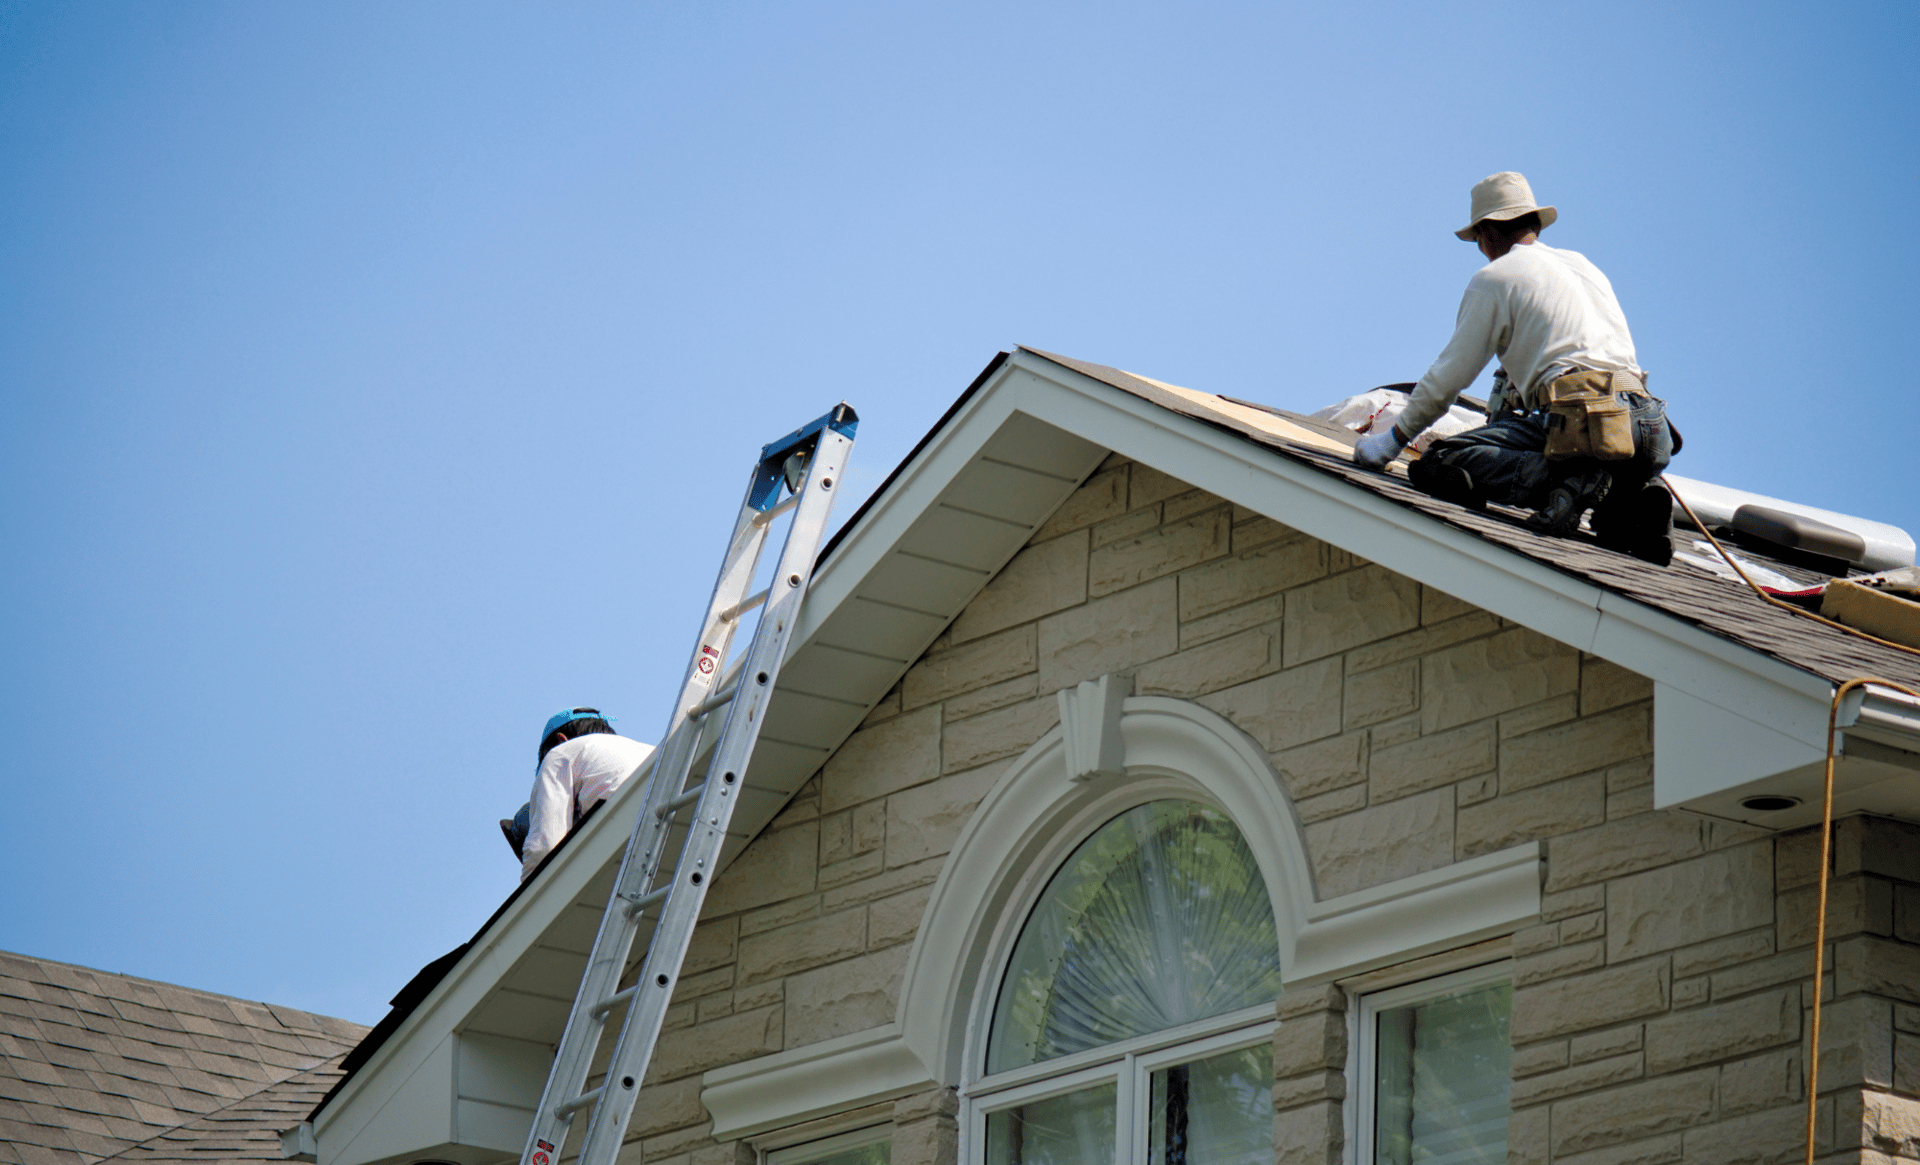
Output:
top-left (501, 707), bottom-right (655, 882)
top-left (1352, 172), bottom-right (1677, 564)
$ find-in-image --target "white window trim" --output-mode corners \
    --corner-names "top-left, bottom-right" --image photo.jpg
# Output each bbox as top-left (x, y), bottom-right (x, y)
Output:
top-left (703, 694), bottom-right (1539, 1141)
top-left (765, 1122), bottom-right (891, 1165)
top-left (1349, 960), bottom-right (1513, 1165)
top-left (965, 1014), bottom-right (1276, 1165)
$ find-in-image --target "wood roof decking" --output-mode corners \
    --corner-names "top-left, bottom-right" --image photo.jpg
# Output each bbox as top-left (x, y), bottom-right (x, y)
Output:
top-left (0, 950), bottom-right (366, 1164)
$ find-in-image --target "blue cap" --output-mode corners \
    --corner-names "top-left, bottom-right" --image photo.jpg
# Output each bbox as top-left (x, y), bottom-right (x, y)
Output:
top-left (541, 707), bottom-right (610, 743)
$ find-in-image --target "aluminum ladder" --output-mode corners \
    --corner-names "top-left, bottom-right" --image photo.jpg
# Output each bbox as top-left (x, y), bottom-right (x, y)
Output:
top-left (520, 405), bottom-right (857, 1165)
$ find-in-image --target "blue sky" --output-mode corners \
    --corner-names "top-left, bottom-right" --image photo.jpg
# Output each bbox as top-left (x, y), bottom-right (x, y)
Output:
top-left (2, 1), bottom-right (1914, 1024)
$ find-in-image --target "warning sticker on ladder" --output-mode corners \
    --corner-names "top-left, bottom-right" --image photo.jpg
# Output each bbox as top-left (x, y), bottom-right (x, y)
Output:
top-left (690, 644), bottom-right (721, 687)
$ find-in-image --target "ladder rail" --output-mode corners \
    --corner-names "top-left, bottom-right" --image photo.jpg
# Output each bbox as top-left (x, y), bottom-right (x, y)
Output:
top-left (519, 406), bottom-right (855, 1165)
top-left (572, 421), bottom-right (852, 1163)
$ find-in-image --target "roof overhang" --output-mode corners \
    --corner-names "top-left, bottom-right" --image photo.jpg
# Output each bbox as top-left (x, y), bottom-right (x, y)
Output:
top-left (311, 348), bottom-right (1919, 1164)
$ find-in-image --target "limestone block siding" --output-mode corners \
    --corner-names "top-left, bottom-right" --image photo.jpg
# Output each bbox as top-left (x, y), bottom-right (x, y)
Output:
top-left (612, 454), bottom-right (1918, 1165)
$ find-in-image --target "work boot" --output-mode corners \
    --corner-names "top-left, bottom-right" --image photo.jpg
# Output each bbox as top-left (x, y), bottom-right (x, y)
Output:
top-left (1527, 469), bottom-right (1611, 538)
top-left (1592, 482), bottom-right (1675, 566)
top-left (1406, 456), bottom-right (1486, 512)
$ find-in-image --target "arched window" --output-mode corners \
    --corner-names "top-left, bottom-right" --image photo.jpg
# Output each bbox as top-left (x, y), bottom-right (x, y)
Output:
top-left (971, 800), bottom-right (1281, 1165)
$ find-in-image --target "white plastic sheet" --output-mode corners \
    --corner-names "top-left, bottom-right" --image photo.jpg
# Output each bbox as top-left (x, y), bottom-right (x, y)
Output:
top-left (1312, 389), bottom-right (1486, 455)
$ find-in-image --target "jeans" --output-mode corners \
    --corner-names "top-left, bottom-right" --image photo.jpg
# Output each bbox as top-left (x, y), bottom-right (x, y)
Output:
top-left (504, 802), bottom-right (531, 859)
top-left (1415, 393), bottom-right (1674, 509)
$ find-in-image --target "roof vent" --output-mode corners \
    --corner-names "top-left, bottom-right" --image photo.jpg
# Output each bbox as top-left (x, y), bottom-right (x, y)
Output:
top-left (1663, 473), bottom-right (1914, 572)
top-left (1729, 505), bottom-right (1867, 575)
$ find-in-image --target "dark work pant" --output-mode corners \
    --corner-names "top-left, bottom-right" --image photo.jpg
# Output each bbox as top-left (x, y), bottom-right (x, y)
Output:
top-left (1418, 394), bottom-right (1674, 510)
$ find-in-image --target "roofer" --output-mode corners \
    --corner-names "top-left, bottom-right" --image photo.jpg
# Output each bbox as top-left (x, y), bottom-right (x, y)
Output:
top-left (501, 708), bottom-right (654, 882)
top-left (1352, 172), bottom-right (1678, 564)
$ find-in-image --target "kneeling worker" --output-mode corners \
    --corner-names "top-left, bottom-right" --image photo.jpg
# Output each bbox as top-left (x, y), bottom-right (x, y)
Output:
top-left (502, 707), bottom-right (655, 882)
top-left (1353, 172), bottom-right (1677, 564)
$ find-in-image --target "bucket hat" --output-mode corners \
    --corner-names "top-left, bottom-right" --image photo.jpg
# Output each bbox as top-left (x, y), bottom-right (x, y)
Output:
top-left (1455, 171), bottom-right (1558, 240)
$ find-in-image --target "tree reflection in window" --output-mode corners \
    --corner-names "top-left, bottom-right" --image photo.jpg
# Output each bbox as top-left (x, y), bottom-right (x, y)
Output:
top-left (987, 801), bottom-right (1283, 1074)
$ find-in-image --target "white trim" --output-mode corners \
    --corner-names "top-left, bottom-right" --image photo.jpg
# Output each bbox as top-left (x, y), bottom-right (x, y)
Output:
top-left (764, 1122), bottom-right (891, 1165)
top-left (896, 692), bottom-right (1541, 1088)
top-left (1349, 961), bottom-right (1513, 1165)
top-left (963, 1018), bottom-right (1276, 1165)
top-left (1289, 844), bottom-right (1540, 986)
top-left (704, 1024), bottom-right (932, 1141)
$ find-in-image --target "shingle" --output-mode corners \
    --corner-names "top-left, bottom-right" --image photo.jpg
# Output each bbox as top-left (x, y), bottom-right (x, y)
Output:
top-left (13, 1143), bottom-right (83, 1165)
top-left (0, 995), bottom-right (41, 1023)
top-left (35, 1021), bottom-right (113, 1056)
top-left (0, 1076), bottom-right (57, 1107)
top-left (1028, 348), bottom-right (1920, 692)
top-left (108, 999), bottom-right (176, 1030)
top-left (0, 978), bottom-right (43, 1004)
top-left (7, 1058), bottom-right (65, 1088)
top-left (31, 1044), bottom-right (99, 1075)
top-left (0, 955), bottom-right (43, 980)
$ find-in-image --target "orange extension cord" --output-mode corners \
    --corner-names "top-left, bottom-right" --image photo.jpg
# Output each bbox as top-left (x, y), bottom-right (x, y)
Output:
top-left (1658, 477), bottom-right (1920, 1164)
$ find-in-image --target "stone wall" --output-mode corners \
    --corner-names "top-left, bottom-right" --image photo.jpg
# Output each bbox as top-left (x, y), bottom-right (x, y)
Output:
top-left (1496, 814), bottom-right (1920, 1165)
top-left (611, 453), bottom-right (1912, 1165)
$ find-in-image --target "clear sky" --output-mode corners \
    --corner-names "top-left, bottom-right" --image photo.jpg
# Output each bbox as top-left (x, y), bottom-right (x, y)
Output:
top-left (2, 1), bottom-right (1915, 1025)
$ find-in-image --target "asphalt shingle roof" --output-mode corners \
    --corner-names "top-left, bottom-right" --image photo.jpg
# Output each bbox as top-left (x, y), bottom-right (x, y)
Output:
top-left (1026, 348), bottom-right (1920, 692)
top-left (0, 950), bottom-right (367, 1164)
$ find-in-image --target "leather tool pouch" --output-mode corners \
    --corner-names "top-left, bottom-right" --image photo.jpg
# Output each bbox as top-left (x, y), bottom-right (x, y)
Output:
top-left (1544, 370), bottom-right (1638, 461)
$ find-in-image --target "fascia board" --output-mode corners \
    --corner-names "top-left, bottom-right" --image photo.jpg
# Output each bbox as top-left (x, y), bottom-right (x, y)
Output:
top-left (997, 352), bottom-right (1833, 739)
top-left (314, 753), bottom-right (658, 1139)
top-left (792, 361), bottom-right (1040, 652)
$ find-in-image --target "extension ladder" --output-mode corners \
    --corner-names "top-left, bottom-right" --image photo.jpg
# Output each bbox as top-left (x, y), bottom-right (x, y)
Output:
top-left (520, 405), bottom-right (858, 1165)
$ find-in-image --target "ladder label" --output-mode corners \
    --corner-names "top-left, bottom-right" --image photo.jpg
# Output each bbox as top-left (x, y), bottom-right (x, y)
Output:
top-left (690, 644), bottom-right (721, 687)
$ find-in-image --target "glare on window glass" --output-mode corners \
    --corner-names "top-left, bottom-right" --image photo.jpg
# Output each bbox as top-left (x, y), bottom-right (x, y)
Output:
top-left (985, 1083), bottom-right (1116, 1165)
top-left (1374, 981), bottom-right (1513, 1165)
top-left (1149, 1043), bottom-right (1273, 1165)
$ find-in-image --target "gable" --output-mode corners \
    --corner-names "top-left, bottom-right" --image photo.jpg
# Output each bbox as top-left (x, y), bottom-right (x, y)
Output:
top-left (310, 346), bottom-right (1920, 1164)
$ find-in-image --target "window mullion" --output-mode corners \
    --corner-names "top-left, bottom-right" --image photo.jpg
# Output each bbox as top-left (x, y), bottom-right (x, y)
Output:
top-left (1115, 1052), bottom-right (1137, 1165)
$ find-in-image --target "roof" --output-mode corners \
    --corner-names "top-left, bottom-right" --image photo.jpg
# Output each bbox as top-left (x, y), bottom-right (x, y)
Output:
top-left (1024, 348), bottom-right (1920, 692)
top-left (0, 950), bottom-right (367, 1164)
top-left (312, 346), bottom-right (1920, 1154)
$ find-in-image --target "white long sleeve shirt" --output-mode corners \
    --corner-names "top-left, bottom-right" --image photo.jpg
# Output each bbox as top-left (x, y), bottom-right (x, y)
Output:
top-left (1399, 242), bottom-right (1641, 437)
top-left (522, 733), bottom-right (655, 881)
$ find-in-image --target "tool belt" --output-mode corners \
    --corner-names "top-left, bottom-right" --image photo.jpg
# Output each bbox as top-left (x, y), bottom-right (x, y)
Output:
top-left (1543, 369), bottom-right (1643, 461)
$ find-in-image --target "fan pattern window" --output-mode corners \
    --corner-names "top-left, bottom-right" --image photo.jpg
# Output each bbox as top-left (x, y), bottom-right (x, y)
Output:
top-left (977, 800), bottom-right (1282, 1165)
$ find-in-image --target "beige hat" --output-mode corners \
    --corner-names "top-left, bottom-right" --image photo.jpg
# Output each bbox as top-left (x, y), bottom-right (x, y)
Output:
top-left (1455, 171), bottom-right (1558, 240)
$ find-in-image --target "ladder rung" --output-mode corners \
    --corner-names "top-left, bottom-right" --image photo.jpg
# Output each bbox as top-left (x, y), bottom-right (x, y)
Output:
top-left (656, 783), bottom-right (705, 818)
top-left (751, 494), bottom-right (800, 527)
top-left (589, 986), bottom-right (638, 1020)
top-left (688, 684), bottom-right (737, 720)
top-left (555, 1086), bottom-right (603, 1119)
top-left (621, 886), bottom-right (669, 918)
top-left (717, 589), bottom-right (769, 624)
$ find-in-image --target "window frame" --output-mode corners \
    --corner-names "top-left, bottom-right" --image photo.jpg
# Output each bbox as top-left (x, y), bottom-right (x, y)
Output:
top-left (764, 1123), bottom-right (891, 1165)
top-left (966, 1012), bottom-right (1276, 1165)
top-left (1350, 960), bottom-right (1514, 1165)
top-left (957, 787), bottom-right (1285, 1165)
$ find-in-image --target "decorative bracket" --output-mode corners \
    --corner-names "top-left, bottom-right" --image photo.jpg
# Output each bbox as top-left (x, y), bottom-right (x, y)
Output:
top-left (1056, 673), bottom-right (1132, 782)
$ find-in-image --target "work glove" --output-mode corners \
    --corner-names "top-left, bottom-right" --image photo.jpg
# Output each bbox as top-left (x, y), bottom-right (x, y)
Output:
top-left (1352, 427), bottom-right (1408, 470)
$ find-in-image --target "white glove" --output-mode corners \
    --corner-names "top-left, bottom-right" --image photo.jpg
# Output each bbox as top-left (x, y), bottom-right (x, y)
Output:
top-left (1352, 427), bottom-right (1408, 470)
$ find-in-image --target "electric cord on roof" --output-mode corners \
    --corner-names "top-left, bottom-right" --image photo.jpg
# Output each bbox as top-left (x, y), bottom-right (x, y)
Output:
top-left (1658, 475), bottom-right (1920, 662)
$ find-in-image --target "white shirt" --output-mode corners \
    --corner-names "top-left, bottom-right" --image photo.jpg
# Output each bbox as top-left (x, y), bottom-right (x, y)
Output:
top-left (522, 734), bottom-right (655, 881)
top-left (1400, 242), bottom-right (1641, 437)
